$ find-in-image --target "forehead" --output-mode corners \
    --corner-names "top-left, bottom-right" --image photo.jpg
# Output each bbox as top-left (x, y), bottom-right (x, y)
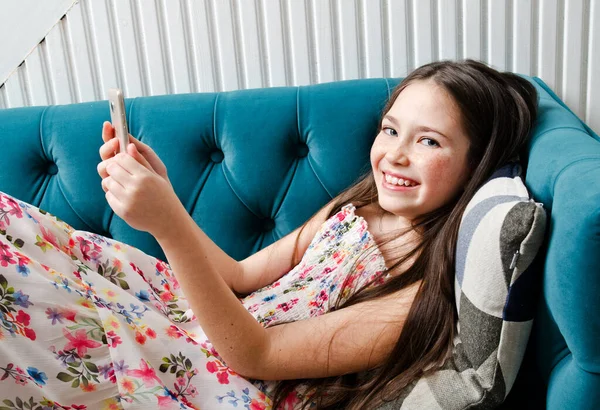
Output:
top-left (387, 79), bottom-right (463, 133)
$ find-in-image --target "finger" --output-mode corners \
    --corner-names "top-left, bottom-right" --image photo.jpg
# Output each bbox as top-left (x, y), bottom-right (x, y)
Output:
top-left (99, 138), bottom-right (120, 160)
top-left (102, 121), bottom-right (115, 143)
top-left (105, 190), bottom-right (124, 216)
top-left (102, 176), bottom-right (127, 198)
top-left (127, 133), bottom-right (152, 152)
top-left (97, 157), bottom-right (116, 179)
top-left (114, 151), bottom-right (147, 176)
top-left (106, 161), bottom-right (133, 185)
top-left (126, 143), bottom-right (154, 173)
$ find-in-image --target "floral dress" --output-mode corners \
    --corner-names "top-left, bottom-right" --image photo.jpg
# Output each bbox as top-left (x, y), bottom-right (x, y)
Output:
top-left (0, 190), bottom-right (388, 410)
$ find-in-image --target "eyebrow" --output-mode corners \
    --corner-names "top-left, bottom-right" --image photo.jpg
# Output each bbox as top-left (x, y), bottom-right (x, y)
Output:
top-left (383, 115), bottom-right (450, 140)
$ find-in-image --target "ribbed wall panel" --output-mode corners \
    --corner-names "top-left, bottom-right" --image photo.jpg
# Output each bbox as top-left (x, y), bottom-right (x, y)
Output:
top-left (0, 0), bottom-right (598, 134)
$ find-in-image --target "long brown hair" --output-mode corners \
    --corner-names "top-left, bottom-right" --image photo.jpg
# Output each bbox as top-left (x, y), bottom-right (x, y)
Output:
top-left (269, 59), bottom-right (538, 409)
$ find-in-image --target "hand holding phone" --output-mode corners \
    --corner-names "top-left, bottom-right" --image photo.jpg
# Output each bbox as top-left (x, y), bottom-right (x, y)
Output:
top-left (98, 113), bottom-right (171, 186)
top-left (108, 88), bottom-right (129, 154)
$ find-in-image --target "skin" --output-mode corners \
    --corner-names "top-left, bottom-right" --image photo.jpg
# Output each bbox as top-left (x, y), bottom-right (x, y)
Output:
top-left (97, 126), bottom-right (419, 380)
top-left (91, 81), bottom-right (473, 381)
top-left (369, 79), bottom-right (472, 231)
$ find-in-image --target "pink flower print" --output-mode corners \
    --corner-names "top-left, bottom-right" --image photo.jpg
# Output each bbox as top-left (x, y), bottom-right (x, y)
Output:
top-left (145, 328), bottom-right (157, 339)
top-left (336, 212), bottom-right (346, 222)
top-left (127, 359), bottom-right (162, 387)
top-left (160, 290), bottom-right (174, 302)
top-left (15, 253), bottom-right (31, 266)
top-left (40, 225), bottom-right (60, 249)
top-left (1, 195), bottom-right (23, 220)
top-left (278, 302), bottom-right (291, 312)
top-left (246, 304), bottom-right (259, 313)
top-left (62, 328), bottom-right (102, 357)
top-left (129, 262), bottom-right (144, 277)
top-left (298, 267), bottom-right (310, 280)
top-left (157, 394), bottom-right (176, 408)
top-left (201, 342), bottom-right (220, 358)
top-left (156, 260), bottom-right (168, 273)
top-left (176, 377), bottom-right (186, 387)
top-left (277, 298), bottom-right (299, 312)
top-left (249, 401), bottom-right (267, 410)
top-left (170, 275), bottom-right (180, 290)
top-left (217, 371), bottom-right (229, 384)
top-left (106, 330), bottom-right (122, 348)
top-left (75, 236), bottom-right (102, 262)
top-left (206, 361), bottom-right (218, 373)
top-left (15, 310), bottom-right (30, 326)
top-left (166, 325), bottom-right (182, 339)
top-left (186, 385), bottom-right (198, 398)
top-left (24, 327), bottom-right (36, 341)
top-left (332, 250), bottom-right (344, 264)
top-left (15, 375), bottom-right (28, 385)
top-left (135, 331), bottom-right (147, 345)
top-left (62, 309), bottom-right (77, 322)
top-left (0, 245), bottom-right (16, 267)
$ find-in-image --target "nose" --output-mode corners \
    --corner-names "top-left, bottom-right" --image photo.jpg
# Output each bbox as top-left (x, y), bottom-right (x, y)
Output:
top-left (385, 140), bottom-right (410, 166)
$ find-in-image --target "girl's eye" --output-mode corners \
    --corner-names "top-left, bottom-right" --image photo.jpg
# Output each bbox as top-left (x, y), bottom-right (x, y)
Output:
top-left (420, 137), bottom-right (440, 147)
top-left (382, 127), bottom-right (397, 137)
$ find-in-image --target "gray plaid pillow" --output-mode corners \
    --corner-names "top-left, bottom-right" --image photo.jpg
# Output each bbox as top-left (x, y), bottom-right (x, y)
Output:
top-left (380, 162), bottom-right (547, 409)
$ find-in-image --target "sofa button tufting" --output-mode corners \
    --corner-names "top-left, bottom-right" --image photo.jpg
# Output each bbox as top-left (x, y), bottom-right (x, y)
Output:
top-left (296, 142), bottom-right (309, 158)
top-left (210, 150), bottom-right (224, 163)
top-left (47, 162), bottom-right (58, 175)
top-left (263, 218), bottom-right (275, 232)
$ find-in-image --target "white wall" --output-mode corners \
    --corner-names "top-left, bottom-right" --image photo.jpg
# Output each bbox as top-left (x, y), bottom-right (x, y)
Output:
top-left (0, 0), bottom-right (77, 86)
top-left (0, 0), bottom-right (598, 134)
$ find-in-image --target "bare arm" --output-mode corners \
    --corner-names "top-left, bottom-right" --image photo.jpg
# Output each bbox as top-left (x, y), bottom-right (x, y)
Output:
top-left (152, 200), bottom-right (343, 377)
top-left (248, 280), bottom-right (422, 380)
top-left (155, 197), bottom-right (414, 379)
top-left (99, 122), bottom-right (335, 297)
top-left (154, 208), bottom-right (269, 373)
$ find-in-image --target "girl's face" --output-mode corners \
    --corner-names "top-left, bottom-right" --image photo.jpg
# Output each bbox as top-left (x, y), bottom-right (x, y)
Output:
top-left (370, 79), bottom-right (472, 222)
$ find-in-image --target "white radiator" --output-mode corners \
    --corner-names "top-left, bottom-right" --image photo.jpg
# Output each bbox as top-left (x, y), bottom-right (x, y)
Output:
top-left (0, 0), bottom-right (598, 133)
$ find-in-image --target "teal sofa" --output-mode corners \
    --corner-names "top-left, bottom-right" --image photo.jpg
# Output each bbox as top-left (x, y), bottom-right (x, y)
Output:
top-left (0, 76), bottom-right (598, 409)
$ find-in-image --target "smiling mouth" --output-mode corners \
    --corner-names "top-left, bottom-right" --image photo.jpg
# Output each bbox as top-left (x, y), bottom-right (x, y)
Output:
top-left (383, 172), bottom-right (419, 187)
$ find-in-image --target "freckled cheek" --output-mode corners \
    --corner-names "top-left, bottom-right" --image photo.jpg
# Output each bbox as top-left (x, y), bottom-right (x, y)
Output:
top-left (422, 156), bottom-right (457, 185)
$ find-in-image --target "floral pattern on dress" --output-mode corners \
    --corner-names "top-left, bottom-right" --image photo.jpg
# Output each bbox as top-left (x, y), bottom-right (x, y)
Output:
top-left (0, 191), bottom-right (272, 409)
top-left (0, 191), bottom-right (388, 409)
top-left (241, 203), bottom-right (388, 326)
top-left (240, 204), bottom-right (389, 400)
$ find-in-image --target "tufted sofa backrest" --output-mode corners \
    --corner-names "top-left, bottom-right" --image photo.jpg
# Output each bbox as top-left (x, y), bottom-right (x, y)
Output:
top-left (0, 77), bottom-right (599, 408)
top-left (0, 79), bottom-right (392, 261)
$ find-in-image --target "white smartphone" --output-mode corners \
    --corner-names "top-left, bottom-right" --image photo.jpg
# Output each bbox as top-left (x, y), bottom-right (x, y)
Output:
top-left (108, 88), bottom-right (129, 154)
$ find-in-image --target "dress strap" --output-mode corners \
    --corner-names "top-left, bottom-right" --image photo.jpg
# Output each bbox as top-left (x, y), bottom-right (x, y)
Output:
top-left (340, 203), bottom-right (356, 213)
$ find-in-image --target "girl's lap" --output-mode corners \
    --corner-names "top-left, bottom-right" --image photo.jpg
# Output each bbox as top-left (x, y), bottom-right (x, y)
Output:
top-left (0, 191), bottom-right (273, 409)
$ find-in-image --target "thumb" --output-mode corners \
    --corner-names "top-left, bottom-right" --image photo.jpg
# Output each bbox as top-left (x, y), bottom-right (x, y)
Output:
top-left (127, 143), bottom-right (154, 173)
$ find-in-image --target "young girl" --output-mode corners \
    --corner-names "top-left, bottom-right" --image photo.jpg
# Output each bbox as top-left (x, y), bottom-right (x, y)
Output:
top-left (0, 60), bottom-right (537, 409)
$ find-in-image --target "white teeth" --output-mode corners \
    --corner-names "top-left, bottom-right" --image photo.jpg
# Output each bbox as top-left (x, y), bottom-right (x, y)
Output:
top-left (384, 173), bottom-right (417, 187)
